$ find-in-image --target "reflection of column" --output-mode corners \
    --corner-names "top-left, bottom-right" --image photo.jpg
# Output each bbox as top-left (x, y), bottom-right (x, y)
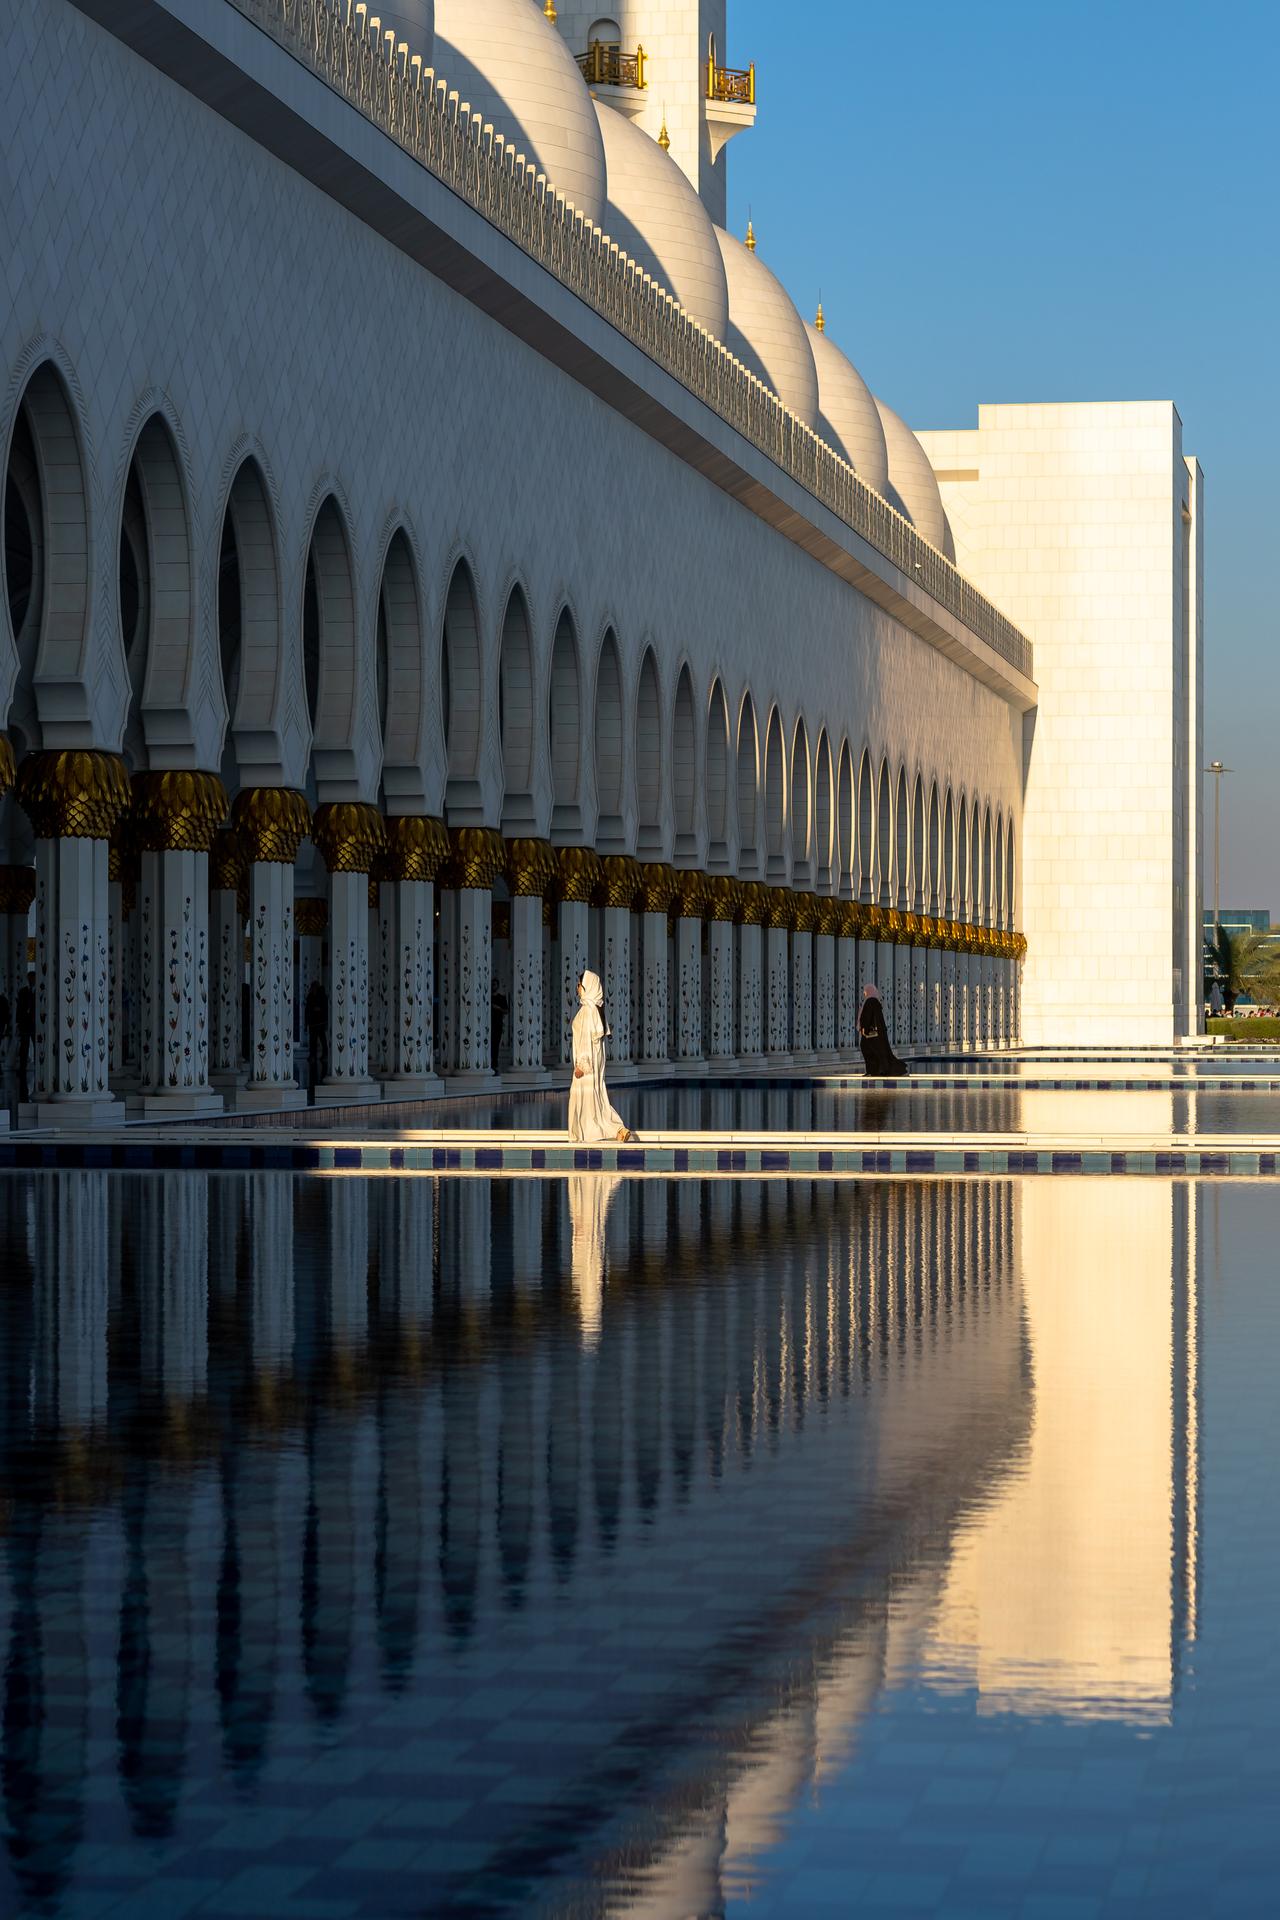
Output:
top-left (133, 771), bottom-right (227, 1116)
top-left (231, 787), bottom-right (310, 1109)
top-left (736, 887), bottom-right (766, 1065)
top-left (557, 848), bottom-right (600, 1067)
top-left (249, 1173), bottom-right (295, 1369)
top-left (210, 829), bottom-right (246, 1090)
top-left (674, 871), bottom-right (708, 1069)
top-left (35, 1171), bottom-right (109, 1430)
top-left (139, 1174), bottom-right (210, 1397)
top-left (118, 1468), bottom-right (192, 1838)
top-left (601, 857), bottom-right (639, 1074)
top-left (505, 838), bottom-right (555, 1084)
top-left (765, 890), bottom-right (792, 1062)
top-left (15, 749), bottom-right (131, 1124)
top-left (791, 895), bottom-right (816, 1062)
top-left (381, 814), bottom-right (449, 1095)
top-left (638, 863), bottom-right (678, 1069)
top-left (447, 828), bottom-right (505, 1084)
top-left (706, 878), bottom-right (737, 1064)
top-left (313, 802), bottom-right (385, 1103)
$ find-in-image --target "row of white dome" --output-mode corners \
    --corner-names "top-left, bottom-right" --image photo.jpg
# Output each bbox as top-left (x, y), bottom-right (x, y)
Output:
top-left (379, 0), bottom-right (951, 553)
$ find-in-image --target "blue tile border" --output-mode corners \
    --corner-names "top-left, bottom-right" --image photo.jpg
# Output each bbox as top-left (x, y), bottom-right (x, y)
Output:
top-left (0, 1137), bottom-right (1277, 1179)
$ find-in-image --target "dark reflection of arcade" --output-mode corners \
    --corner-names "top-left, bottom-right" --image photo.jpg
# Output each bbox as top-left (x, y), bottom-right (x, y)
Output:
top-left (0, 1171), bottom-right (1200, 1914)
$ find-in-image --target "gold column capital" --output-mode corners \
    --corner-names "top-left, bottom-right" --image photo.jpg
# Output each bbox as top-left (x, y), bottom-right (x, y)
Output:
top-left (556, 844), bottom-right (602, 903)
top-left (312, 801), bottom-right (386, 875)
top-left (294, 895), bottom-right (329, 938)
top-left (0, 735), bottom-right (14, 795)
top-left (792, 891), bottom-right (820, 933)
top-left (449, 825), bottom-right (506, 891)
top-left (0, 864), bottom-right (36, 915)
top-left (706, 876), bottom-right (740, 922)
top-left (816, 897), bottom-right (841, 938)
top-left (15, 749), bottom-right (131, 841)
top-left (384, 813), bottom-right (449, 883)
top-left (504, 837), bottom-right (556, 897)
top-left (766, 886), bottom-right (794, 930)
top-left (637, 861), bottom-right (679, 915)
top-left (130, 768), bottom-right (229, 854)
top-left (675, 869), bottom-right (709, 919)
top-left (598, 854), bottom-right (641, 909)
top-left (231, 786), bottom-right (311, 865)
top-left (735, 880), bottom-right (768, 926)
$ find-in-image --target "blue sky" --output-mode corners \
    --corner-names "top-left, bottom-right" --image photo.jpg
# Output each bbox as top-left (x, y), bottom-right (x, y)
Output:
top-left (725, 0), bottom-right (1278, 913)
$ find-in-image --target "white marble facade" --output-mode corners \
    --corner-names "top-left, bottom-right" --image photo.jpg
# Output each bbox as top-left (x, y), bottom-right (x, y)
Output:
top-left (0, 1), bottom-right (1197, 1120)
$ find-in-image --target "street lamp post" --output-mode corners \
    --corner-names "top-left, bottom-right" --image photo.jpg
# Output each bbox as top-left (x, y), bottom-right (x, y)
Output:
top-left (1205, 761), bottom-right (1230, 934)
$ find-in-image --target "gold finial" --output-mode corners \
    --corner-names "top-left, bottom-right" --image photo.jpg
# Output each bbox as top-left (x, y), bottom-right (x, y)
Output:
top-left (543, 0), bottom-right (556, 19)
top-left (745, 216), bottom-right (756, 252)
top-left (815, 298), bottom-right (825, 333)
top-left (658, 109), bottom-right (670, 151)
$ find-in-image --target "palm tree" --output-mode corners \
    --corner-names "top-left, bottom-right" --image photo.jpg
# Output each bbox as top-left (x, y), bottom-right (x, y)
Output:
top-left (1206, 926), bottom-right (1280, 1013)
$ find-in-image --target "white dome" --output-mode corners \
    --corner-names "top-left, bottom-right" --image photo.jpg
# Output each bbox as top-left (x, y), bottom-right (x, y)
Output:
top-left (378, 3), bottom-right (434, 65)
top-left (594, 105), bottom-right (729, 338)
top-left (433, 0), bottom-right (607, 226)
top-left (874, 396), bottom-right (952, 554)
top-left (805, 324), bottom-right (889, 495)
top-left (713, 228), bottom-right (819, 428)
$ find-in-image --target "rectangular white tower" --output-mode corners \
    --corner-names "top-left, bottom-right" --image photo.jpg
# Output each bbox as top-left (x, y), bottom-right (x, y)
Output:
top-left (918, 403), bottom-right (1204, 1048)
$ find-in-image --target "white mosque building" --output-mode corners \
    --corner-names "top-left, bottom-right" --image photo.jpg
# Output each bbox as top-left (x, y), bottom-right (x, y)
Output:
top-left (0, 0), bottom-right (1203, 1123)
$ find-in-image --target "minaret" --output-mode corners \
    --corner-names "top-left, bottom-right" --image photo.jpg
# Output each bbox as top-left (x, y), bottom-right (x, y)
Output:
top-left (552, 3), bottom-right (756, 225)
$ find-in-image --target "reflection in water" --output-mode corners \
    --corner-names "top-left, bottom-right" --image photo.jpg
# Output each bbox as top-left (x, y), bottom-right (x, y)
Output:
top-left (0, 1171), bottom-right (1200, 1916)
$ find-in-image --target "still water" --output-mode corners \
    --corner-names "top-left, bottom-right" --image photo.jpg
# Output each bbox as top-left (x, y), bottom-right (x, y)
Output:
top-left (0, 1172), bottom-right (1272, 1917)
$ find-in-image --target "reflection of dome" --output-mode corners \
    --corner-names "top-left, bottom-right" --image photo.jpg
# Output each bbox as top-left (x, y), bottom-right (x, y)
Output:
top-left (874, 396), bottom-right (954, 556)
top-left (805, 324), bottom-right (889, 494)
top-left (378, 3), bottom-right (434, 64)
top-left (713, 228), bottom-right (819, 427)
top-left (594, 106), bottom-right (729, 338)
top-left (433, 0), bottom-right (607, 225)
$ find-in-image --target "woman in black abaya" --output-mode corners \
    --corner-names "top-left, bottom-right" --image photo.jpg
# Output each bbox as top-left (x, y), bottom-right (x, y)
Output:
top-left (858, 982), bottom-right (909, 1078)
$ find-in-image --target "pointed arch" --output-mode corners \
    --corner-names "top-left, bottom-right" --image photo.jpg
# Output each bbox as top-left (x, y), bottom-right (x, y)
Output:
top-left (1005, 817), bottom-right (1016, 929)
top-left (549, 608), bottom-right (582, 841)
top-left (375, 529), bottom-right (425, 811)
top-left (837, 740), bottom-right (854, 898)
top-left (943, 787), bottom-right (955, 915)
top-left (593, 627), bottom-right (625, 852)
top-left (672, 663), bottom-right (697, 861)
top-left (122, 412), bottom-right (195, 769)
top-left (3, 361), bottom-right (91, 746)
top-left (706, 678), bottom-right (731, 870)
top-left (440, 559), bottom-right (483, 819)
top-left (856, 751), bottom-right (874, 902)
top-left (736, 691), bottom-right (759, 878)
top-left (498, 585), bottom-right (535, 833)
top-left (894, 764), bottom-right (909, 908)
top-left (303, 495), bottom-right (359, 800)
top-left (790, 715), bottom-right (811, 883)
top-left (814, 730), bottom-right (833, 890)
top-left (635, 646), bottom-right (662, 857)
top-left (217, 458), bottom-right (282, 794)
top-left (928, 781), bottom-right (941, 914)
top-left (876, 755), bottom-right (892, 905)
top-left (970, 796), bottom-right (982, 924)
top-left (911, 773), bottom-right (926, 911)
top-left (764, 706), bottom-right (786, 880)
top-left (956, 793), bottom-right (970, 921)
top-left (982, 805), bottom-right (994, 925)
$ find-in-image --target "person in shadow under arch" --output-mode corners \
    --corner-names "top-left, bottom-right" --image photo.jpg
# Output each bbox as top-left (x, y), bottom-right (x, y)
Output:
top-left (858, 982), bottom-right (909, 1079)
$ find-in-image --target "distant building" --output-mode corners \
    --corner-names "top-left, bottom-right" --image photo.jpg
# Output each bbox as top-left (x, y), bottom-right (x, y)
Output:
top-left (1203, 909), bottom-right (1271, 936)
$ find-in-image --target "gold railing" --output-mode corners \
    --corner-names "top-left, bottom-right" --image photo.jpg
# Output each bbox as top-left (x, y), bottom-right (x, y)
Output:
top-left (224, 0), bottom-right (1033, 683)
top-left (707, 59), bottom-right (755, 105)
top-left (576, 41), bottom-right (646, 89)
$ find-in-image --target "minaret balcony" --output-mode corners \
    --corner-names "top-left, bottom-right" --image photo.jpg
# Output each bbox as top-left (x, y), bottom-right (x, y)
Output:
top-left (704, 60), bottom-right (756, 161)
top-left (576, 41), bottom-right (647, 118)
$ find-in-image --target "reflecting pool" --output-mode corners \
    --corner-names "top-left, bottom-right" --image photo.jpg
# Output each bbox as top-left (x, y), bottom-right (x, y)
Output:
top-left (0, 1173), bottom-right (1274, 1916)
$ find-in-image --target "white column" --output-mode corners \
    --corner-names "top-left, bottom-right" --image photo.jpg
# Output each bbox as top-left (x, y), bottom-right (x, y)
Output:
top-left (674, 911), bottom-right (705, 1068)
top-left (957, 950), bottom-right (972, 1051)
top-left (813, 927), bottom-right (837, 1060)
top-left (108, 876), bottom-right (124, 1077)
top-left (737, 919), bottom-right (765, 1064)
top-left (507, 892), bottom-right (547, 1081)
top-left (34, 834), bottom-right (120, 1124)
top-left (640, 912), bottom-right (670, 1068)
top-left (558, 897), bottom-right (590, 1068)
top-left (381, 877), bottom-right (442, 1096)
top-left (603, 905), bottom-right (634, 1072)
top-left (370, 882), bottom-right (390, 1079)
top-left (138, 847), bottom-right (221, 1115)
top-left (708, 914), bottom-right (736, 1063)
top-left (874, 941), bottom-right (896, 1049)
top-left (451, 884), bottom-right (496, 1083)
top-left (791, 925), bottom-right (815, 1062)
top-left (765, 921), bottom-right (791, 1061)
top-left (238, 858), bottom-right (305, 1107)
top-left (317, 870), bottom-right (378, 1102)
top-left (122, 893), bottom-right (141, 1076)
top-left (857, 935), bottom-right (877, 1001)
top-left (941, 947), bottom-right (958, 1049)
top-left (1013, 956), bottom-right (1022, 1045)
top-left (210, 885), bottom-right (244, 1087)
top-left (984, 954), bottom-right (997, 1050)
top-left (438, 886), bottom-right (458, 1074)
top-left (911, 944), bottom-right (927, 1050)
top-left (927, 945), bottom-right (943, 1048)
top-left (836, 930), bottom-right (859, 1057)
